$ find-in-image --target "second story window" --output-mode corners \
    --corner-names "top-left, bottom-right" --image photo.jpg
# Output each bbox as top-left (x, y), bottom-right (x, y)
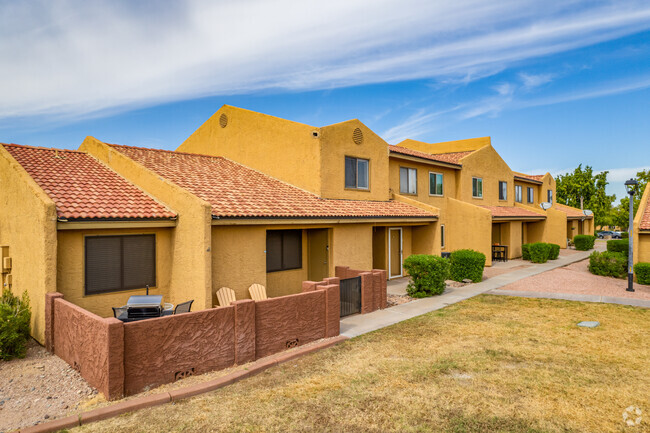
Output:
top-left (547, 189), bottom-right (553, 203)
top-left (499, 181), bottom-right (507, 200)
top-left (472, 177), bottom-right (483, 198)
top-left (400, 167), bottom-right (417, 194)
top-left (429, 172), bottom-right (443, 196)
top-left (527, 187), bottom-right (534, 203)
top-left (345, 156), bottom-right (369, 190)
top-left (515, 185), bottom-right (522, 203)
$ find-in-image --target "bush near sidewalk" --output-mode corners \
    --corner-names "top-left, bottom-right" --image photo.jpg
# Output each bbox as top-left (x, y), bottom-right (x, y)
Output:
top-left (403, 254), bottom-right (449, 298)
top-left (588, 251), bottom-right (627, 278)
top-left (529, 242), bottom-right (552, 263)
top-left (634, 262), bottom-right (650, 285)
top-left (0, 289), bottom-right (31, 361)
top-left (574, 235), bottom-right (596, 251)
top-left (449, 249), bottom-right (486, 283)
top-left (548, 244), bottom-right (560, 260)
top-left (522, 244), bottom-right (531, 261)
top-left (607, 239), bottom-right (629, 257)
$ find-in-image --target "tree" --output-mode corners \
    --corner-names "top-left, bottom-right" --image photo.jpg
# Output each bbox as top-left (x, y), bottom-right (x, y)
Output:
top-left (555, 164), bottom-right (616, 227)
top-left (611, 169), bottom-right (650, 230)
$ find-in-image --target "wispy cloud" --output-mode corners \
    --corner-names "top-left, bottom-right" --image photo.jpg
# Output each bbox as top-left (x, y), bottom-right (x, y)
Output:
top-left (519, 72), bottom-right (554, 89)
top-left (381, 107), bottom-right (460, 143)
top-left (2, 0), bottom-right (650, 120)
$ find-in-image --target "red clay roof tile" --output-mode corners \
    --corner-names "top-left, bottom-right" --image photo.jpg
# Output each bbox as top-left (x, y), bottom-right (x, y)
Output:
top-left (388, 145), bottom-right (466, 166)
top-left (480, 206), bottom-right (545, 219)
top-left (640, 193), bottom-right (650, 230)
top-left (3, 144), bottom-right (176, 220)
top-left (553, 203), bottom-right (592, 219)
top-left (110, 144), bottom-right (436, 219)
top-left (514, 172), bottom-right (545, 182)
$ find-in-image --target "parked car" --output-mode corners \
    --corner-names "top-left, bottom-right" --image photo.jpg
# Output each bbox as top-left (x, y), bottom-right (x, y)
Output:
top-left (597, 231), bottom-right (621, 239)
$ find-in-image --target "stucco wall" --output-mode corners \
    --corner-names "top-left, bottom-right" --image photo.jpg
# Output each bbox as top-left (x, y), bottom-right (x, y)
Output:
top-left (178, 105), bottom-right (322, 195)
top-left (445, 198), bottom-right (493, 265)
top-left (56, 228), bottom-right (173, 318)
top-left (266, 231), bottom-right (309, 298)
top-left (500, 221), bottom-right (523, 258)
top-left (526, 207), bottom-right (567, 247)
top-left (457, 145), bottom-right (515, 206)
top-left (320, 120), bottom-right (390, 201)
top-left (633, 181), bottom-right (650, 265)
top-left (0, 146), bottom-right (58, 343)
top-left (399, 137), bottom-right (490, 154)
top-left (332, 224), bottom-right (373, 270)
top-left (81, 137), bottom-right (213, 310)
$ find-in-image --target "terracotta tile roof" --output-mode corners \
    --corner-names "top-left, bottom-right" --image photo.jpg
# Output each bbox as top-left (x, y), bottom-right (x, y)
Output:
top-left (554, 203), bottom-right (592, 219)
top-left (514, 172), bottom-right (545, 182)
top-left (480, 206), bottom-right (545, 219)
top-left (389, 145), bottom-right (465, 167)
top-left (3, 144), bottom-right (176, 220)
top-left (640, 194), bottom-right (650, 230)
top-left (110, 144), bottom-right (437, 219)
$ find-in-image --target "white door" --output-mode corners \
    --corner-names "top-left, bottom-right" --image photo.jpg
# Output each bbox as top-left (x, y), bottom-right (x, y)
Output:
top-left (388, 228), bottom-right (403, 278)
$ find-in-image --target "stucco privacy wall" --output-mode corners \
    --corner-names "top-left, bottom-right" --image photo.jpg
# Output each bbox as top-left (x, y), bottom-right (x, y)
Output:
top-left (445, 198), bottom-right (493, 266)
top-left (178, 105), bottom-right (322, 195)
top-left (335, 267), bottom-right (387, 313)
top-left (46, 293), bottom-right (124, 400)
top-left (57, 228), bottom-right (173, 318)
top-left (525, 207), bottom-right (567, 247)
top-left (0, 145), bottom-right (58, 343)
top-left (319, 120), bottom-right (390, 201)
top-left (81, 137), bottom-right (213, 310)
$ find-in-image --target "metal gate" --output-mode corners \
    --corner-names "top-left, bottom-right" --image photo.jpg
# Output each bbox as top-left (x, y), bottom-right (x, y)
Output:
top-left (340, 276), bottom-right (361, 317)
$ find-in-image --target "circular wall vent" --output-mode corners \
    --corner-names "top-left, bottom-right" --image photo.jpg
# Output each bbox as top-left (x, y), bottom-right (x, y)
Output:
top-left (219, 113), bottom-right (228, 128)
top-left (353, 128), bottom-right (363, 145)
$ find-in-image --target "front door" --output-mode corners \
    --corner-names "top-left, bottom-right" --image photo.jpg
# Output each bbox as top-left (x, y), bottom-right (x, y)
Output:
top-left (308, 229), bottom-right (329, 281)
top-left (389, 228), bottom-right (402, 278)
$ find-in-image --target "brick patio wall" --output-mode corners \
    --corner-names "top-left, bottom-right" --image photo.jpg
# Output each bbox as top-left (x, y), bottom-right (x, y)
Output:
top-left (334, 267), bottom-right (387, 313)
top-left (45, 280), bottom-right (339, 399)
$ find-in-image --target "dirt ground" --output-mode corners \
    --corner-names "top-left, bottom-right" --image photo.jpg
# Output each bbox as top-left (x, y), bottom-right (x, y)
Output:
top-left (0, 339), bottom-right (98, 432)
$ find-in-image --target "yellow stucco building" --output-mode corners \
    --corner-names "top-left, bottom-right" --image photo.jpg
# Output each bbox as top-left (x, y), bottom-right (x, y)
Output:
top-left (0, 105), bottom-right (592, 343)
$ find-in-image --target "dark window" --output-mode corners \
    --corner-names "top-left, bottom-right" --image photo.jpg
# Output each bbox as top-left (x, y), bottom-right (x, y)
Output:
top-left (547, 189), bottom-right (553, 203)
top-left (515, 185), bottom-right (522, 203)
top-left (441, 225), bottom-right (445, 248)
top-left (344, 157), bottom-right (369, 189)
top-left (527, 187), bottom-right (534, 203)
top-left (429, 172), bottom-right (443, 196)
top-left (472, 177), bottom-right (483, 198)
top-left (85, 235), bottom-right (156, 295)
top-left (399, 167), bottom-right (417, 194)
top-left (266, 230), bottom-right (302, 272)
top-left (499, 181), bottom-right (507, 200)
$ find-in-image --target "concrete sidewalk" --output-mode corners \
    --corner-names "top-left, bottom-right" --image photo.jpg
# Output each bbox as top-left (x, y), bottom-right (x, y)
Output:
top-left (340, 249), bottom-right (593, 338)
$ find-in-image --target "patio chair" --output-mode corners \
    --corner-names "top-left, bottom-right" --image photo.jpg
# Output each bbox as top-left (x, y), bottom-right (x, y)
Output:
top-left (215, 287), bottom-right (236, 307)
top-left (248, 283), bottom-right (267, 301)
top-left (174, 300), bottom-right (194, 315)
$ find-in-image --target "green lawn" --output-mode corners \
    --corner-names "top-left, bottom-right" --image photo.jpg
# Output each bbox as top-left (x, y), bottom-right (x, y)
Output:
top-left (71, 295), bottom-right (649, 432)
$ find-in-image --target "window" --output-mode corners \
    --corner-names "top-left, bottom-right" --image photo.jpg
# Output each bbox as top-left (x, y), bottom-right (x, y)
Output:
top-left (85, 235), bottom-right (156, 295)
top-left (515, 185), bottom-right (522, 203)
top-left (472, 177), bottom-right (483, 198)
top-left (266, 230), bottom-right (302, 272)
top-left (429, 172), bottom-right (443, 196)
top-left (527, 187), bottom-right (534, 203)
top-left (400, 167), bottom-right (417, 194)
top-left (499, 181), bottom-right (507, 200)
top-left (547, 189), bottom-right (553, 203)
top-left (344, 157), bottom-right (369, 190)
top-left (441, 224), bottom-right (445, 249)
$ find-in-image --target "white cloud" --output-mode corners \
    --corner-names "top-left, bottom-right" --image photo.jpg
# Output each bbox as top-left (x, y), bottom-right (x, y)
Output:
top-left (519, 72), bottom-right (554, 88)
top-left (2, 0), bottom-right (650, 120)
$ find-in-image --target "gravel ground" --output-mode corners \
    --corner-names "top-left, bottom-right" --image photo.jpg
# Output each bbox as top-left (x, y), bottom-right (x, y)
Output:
top-left (497, 258), bottom-right (650, 299)
top-left (387, 293), bottom-right (415, 307)
top-left (0, 339), bottom-right (98, 432)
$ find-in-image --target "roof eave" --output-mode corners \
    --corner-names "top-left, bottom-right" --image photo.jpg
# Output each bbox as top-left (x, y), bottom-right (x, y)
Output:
top-left (514, 176), bottom-right (543, 185)
top-left (389, 151), bottom-right (462, 169)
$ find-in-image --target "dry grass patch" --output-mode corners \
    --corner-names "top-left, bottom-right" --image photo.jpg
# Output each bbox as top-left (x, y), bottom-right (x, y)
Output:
top-left (71, 296), bottom-right (648, 433)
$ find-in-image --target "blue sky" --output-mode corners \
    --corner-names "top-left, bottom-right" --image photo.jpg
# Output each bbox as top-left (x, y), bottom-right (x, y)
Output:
top-left (1, 0), bottom-right (649, 201)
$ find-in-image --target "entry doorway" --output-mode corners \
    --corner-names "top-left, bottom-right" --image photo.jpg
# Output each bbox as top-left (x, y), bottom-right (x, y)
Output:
top-left (388, 228), bottom-right (403, 279)
top-left (307, 229), bottom-right (329, 281)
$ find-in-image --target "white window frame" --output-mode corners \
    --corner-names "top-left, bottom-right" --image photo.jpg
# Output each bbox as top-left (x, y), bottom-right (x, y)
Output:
top-left (429, 171), bottom-right (444, 196)
top-left (400, 167), bottom-right (417, 195)
top-left (515, 185), bottom-right (522, 203)
top-left (472, 177), bottom-right (483, 198)
top-left (344, 156), bottom-right (369, 190)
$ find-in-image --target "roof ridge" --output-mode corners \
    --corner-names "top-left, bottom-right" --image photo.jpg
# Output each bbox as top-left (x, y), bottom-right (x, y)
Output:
top-left (108, 143), bottom-right (227, 160)
top-left (1, 143), bottom-right (86, 154)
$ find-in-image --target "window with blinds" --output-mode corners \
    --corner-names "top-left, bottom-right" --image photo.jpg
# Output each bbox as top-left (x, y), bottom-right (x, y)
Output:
top-left (85, 234), bottom-right (156, 295)
top-left (266, 230), bottom-right (302, 272)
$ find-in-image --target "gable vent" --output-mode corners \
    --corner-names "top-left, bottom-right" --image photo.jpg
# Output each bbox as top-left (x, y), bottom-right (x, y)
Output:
top-left (353, 128), bottom-right (363, 145)
top-left (219, 113), bottom-right (228, 128)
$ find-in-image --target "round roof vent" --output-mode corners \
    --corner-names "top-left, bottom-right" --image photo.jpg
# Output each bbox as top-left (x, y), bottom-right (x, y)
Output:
top-left (353, 128), bottom-right (363, 145)
top-left (219, 113), bottom-right (228, 128)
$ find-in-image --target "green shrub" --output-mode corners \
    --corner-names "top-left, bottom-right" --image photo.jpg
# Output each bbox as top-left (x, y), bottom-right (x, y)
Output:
top-left (529, 242), bottom-right (552, 263)
top-left (403, 254), bottom-right (449, 298)
top-left (449, 249), bottom-right (486, 283)
top-left (621, 232), bottom-right (629, 239)
top-left (522, 244), bottom-right (531, 261)
top-left (634, 262), bottom-right (650, 285)
top-left (0, 289), bottom-right (31, 361)
top-left (607, 239), bottom-right (629, 257)
top-left (588, 251), bottom-right (627, 278)
top-left (574, 235), bottom-right (596, 251)
top-left (548, 243), bottom-right (560, 260)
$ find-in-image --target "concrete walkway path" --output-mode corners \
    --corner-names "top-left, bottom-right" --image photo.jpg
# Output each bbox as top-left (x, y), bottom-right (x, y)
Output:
top-left (340, 249), bottom-right (594, 338)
